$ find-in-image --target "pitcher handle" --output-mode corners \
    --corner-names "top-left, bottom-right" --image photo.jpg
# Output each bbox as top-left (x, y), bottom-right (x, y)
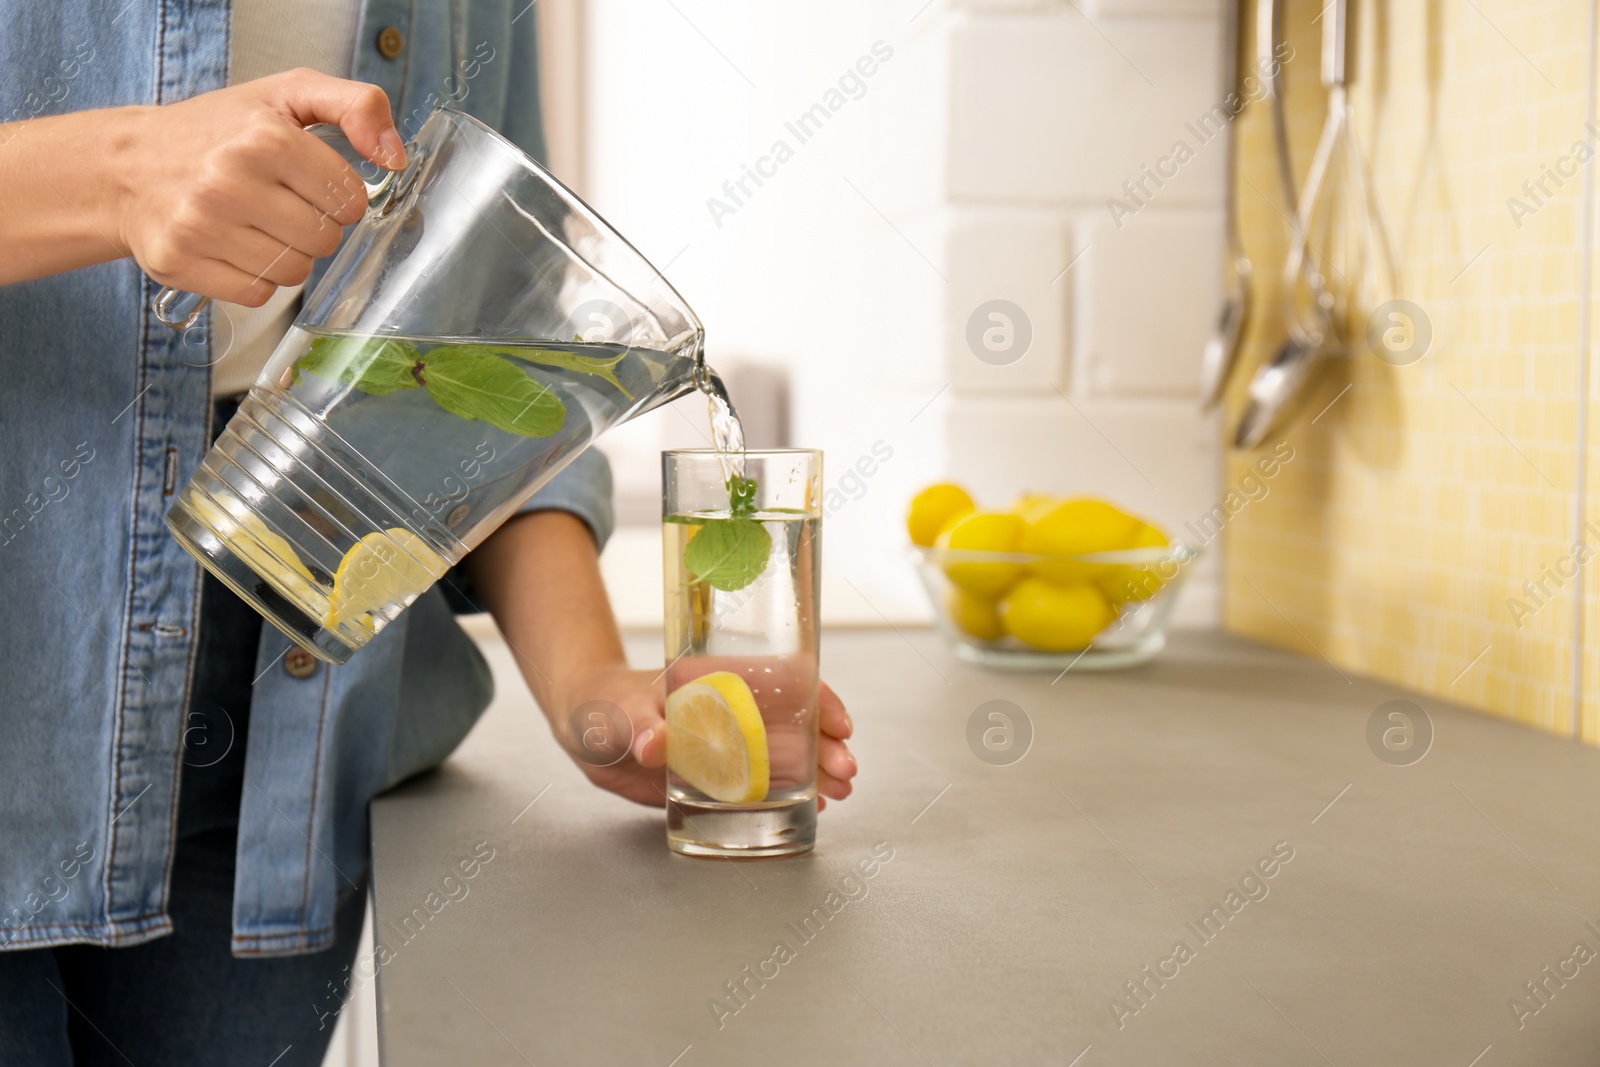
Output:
top-left (149, 124), bottom-right (398, 330)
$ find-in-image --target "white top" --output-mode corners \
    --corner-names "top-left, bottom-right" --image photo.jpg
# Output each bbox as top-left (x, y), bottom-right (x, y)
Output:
top-left (211, 0), bottom-right (362, 397)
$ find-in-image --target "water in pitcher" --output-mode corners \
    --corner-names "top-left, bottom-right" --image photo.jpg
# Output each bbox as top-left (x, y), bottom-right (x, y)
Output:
top-left (270, 325), bottom-right (694, 534)
top-left (169, 326), bottom-right (698, 655)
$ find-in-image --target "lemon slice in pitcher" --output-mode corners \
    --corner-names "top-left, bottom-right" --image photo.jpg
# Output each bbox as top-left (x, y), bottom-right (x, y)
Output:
top-left (324, 528), bottom-right (448, 631)
top-left (189, 492), bottom-right (316, 585)
top-left (188, 491), bottom-right (330, 621)
top-left (666, 672), bottom-right (770, 804)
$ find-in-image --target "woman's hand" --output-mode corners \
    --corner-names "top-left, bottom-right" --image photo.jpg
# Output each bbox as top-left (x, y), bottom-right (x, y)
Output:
top-left (112, 69), bottom-right (405, 305)
top-left (465, 511), bottom-right (857, 812)
top-left (0, 69), bottom-right (406, 290)
top-left (554, 663), bottom-right (858, 810)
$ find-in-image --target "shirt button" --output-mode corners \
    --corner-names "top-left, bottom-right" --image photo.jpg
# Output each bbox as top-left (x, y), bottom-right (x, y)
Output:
top-left (284, 648), bottom-right (318, 679)
top-left (376, 26), bottom-right (405, 60)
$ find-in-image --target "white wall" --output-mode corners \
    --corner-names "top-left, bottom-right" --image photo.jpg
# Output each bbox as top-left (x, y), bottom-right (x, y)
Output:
top-left (586, 0), bottom-right (1223, 627)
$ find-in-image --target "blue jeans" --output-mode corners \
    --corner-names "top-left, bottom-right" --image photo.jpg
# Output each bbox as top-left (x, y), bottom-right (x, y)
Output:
top-left (0, 403), bottom-right (368, 1065)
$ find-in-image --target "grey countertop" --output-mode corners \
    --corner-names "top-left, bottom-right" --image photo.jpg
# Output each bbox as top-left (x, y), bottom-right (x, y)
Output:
top-left (369, 628), bottom-right (1600, 1066)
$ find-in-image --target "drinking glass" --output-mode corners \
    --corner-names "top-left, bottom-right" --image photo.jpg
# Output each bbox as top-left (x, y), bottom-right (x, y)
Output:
top-left (662, 450), bottom-right (822, 858)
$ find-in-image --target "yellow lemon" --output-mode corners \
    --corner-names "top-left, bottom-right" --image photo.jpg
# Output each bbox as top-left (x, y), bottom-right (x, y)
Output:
top-left (1009, 492), bottom-right (1062, 523)
top-left (325, 528), bottom-right (448, 631)
top-left (1001, 577), bottom-right (1116, 652)
top-left (189, 492), bottom-right (315, 584)
top-left (1021, 498), bottom-right (1142, 583)
top-left (1097, 522), bottom-right (1173, 603)
top-left (946, 587), bottom-right (1005, 642)
top-left (937, 510), bottom-right (1026, 597)
top-left (188, 491), bottom-right (329, 620)
top-left (666, 671), bottom-right (770, 803)
top-left (907, 482), bottom-right (976, 547)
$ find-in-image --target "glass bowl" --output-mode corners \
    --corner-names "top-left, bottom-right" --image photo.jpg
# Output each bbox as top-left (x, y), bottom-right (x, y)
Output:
top-left (912, 541), bottom-right (1201, 671)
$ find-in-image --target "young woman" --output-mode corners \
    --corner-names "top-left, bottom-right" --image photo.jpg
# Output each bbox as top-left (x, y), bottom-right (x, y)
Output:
top-left (0, 5), bottom-right (856, 1063)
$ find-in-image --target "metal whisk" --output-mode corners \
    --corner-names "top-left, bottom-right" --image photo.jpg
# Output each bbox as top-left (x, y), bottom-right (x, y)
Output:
top-left (1289, 0), bottom-right (1395, 350)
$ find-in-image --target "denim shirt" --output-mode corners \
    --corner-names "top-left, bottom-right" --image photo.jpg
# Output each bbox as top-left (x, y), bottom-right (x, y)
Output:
top-left (0, 0), bottom-right (613, 956)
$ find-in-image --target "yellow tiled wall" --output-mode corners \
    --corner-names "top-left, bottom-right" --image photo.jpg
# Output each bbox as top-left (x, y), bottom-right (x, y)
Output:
top-left (1224, 0), bottom-right (1598, 740)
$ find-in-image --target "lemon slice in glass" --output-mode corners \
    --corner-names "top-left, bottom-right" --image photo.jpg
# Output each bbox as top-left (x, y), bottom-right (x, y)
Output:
top-left (666, 671), bottom-right (770, 803)
top-left (324, 528), bottom-right (447, 631)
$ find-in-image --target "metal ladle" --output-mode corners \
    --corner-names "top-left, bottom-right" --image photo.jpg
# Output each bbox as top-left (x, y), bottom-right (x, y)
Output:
top-left (1198, 0), bottom-right (1255, 409)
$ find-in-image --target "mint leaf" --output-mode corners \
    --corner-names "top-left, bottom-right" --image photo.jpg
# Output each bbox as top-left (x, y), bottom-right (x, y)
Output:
top-left (433, 344), bottom-right (634, 400)
top-left (684, 518), bottom-right (771, 592)
top-left (727, 473), bottom-right (759, 517)
top-left (295, 336), bottom-right (421, 395)
top-left (506, 347), bottom-right (634, 401)
top-left (420, 348), bottom-right (566, 437)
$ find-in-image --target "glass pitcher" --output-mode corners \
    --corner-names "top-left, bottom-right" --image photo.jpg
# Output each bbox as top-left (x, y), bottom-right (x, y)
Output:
top-left (163, 107), bottom-right (705, 664)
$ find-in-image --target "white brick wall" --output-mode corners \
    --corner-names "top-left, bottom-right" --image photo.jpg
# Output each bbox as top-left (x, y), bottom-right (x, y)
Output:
top-left (946, 13), bottom-right (1226, 204)
top-left (932, 0), bottom-right (1224, 624)
top-left (940, 206), bottom-right (1072, 391)
top-left (1088, 0), bottom-right (1222, 18)
top-left (1081, 207), bottom-right (1223, 396)
top-left (580, 0), bottom-right (1224, 627)
top-left (925, 0), bottom-right (1224, 17)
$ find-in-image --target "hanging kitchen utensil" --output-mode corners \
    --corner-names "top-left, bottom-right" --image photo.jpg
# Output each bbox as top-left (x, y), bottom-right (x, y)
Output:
top-left (1199, 0), bottom-right (1255, 409)
top-left (1231, 316), bottom-right (1321, 449)
top-left (1234, 0), bottom-right (1395, 449)
top-left (1287, 0), bottom-right (1396, 349)
top-left (1260, 0), bottom-right (1298, 216)
top-left (1233, 0), bottom-right (1318, 447)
